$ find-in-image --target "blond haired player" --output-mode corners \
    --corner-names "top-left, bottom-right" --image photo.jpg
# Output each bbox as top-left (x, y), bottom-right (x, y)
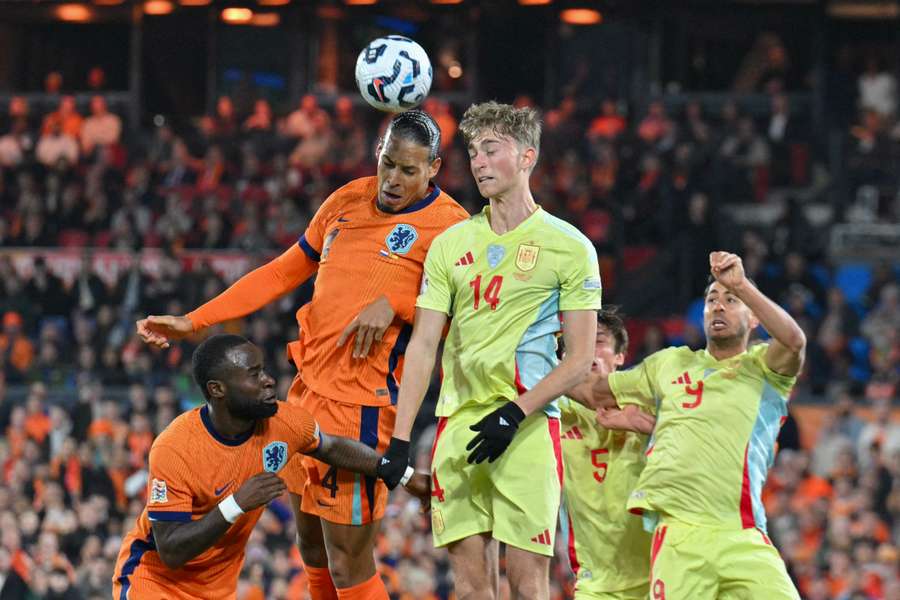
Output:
top-left (377, 101), bottom-right (601, 600)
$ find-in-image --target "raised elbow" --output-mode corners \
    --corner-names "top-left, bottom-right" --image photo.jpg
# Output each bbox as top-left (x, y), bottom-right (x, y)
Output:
top-left (787, 329), bottom-right (807, 355)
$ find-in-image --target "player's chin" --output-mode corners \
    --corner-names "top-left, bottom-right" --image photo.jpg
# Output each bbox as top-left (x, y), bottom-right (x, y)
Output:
top-left (256, 399), bottom-right (279, 418)
top-left (377, 192), bottom-right (406, 213)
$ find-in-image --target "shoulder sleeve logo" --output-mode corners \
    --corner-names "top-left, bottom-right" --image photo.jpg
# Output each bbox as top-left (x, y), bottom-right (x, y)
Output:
top-left (149, 478), bottom-right (168, 504)
top-left (263, 441), bottom-right (289, 473)
top-left (385, 224), bottom-right (418, 254)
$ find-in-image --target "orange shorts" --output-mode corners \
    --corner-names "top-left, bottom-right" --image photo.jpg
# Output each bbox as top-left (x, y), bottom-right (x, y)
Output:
top-left (282, 374), bottom-right (396, 525)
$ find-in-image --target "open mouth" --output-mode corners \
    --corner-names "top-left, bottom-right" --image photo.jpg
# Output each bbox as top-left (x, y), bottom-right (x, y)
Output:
top-left (711, 319), bottom-right (728, 331)
top-left (263, 393), bottom-right (277, 404)
top-left (381, 190), bottom-right (401, 202)
top-left (477, 176), bottom-right (493, 184)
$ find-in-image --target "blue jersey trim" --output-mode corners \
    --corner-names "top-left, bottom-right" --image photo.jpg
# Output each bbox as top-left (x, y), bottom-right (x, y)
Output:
top-left (298, 234), bottom-right (321, 262)
top-left (115, 532), bottom-right (156, 600)
top-left (387, 324), bottom-right (413, 405)
top-left (745, 382), bottom-right (788, 534)
top-left (394, 184), bottom-right (441, 214)
top-left (148, 511), bottom-right (192, 522)
top-left (200, 405), bottom-right (254, 447)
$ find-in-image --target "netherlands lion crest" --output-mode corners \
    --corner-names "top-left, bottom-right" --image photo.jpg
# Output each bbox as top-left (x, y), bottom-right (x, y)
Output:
top-left (385, 224), bottom-right (418, 255)
top-left (263, 441), bottom-right (288, 473)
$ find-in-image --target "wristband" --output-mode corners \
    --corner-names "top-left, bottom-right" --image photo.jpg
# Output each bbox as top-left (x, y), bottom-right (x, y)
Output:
top-left (218, 494), bottom-right (244, 523)
top-left (399, 466), bottom-right (415, 487)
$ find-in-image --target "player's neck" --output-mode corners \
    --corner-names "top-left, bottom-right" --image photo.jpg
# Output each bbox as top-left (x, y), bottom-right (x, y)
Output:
top-left (207, 404), bottom-right (255, 439)
top-left (706, 339), bottom-right (748, 361)
top-left (488, 187), bottom-right (537, 235)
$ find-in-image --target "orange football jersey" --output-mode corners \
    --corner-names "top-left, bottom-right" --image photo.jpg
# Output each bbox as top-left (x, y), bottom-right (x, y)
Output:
top-left (112, 403), bottom-right (319, 600)
top-left (292, 176), bottom-right (468, 406)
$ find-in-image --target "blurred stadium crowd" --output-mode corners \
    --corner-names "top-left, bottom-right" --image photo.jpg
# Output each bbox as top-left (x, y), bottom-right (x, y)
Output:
top-left (0, 56), bottom-right (899, 599)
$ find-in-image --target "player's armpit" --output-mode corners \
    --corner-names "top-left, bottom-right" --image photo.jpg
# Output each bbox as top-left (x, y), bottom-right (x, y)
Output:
top-left (308, 432), bottom-right (379, 477)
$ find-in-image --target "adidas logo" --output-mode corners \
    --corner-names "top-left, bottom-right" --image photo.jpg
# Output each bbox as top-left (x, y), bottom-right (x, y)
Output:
top-left (562, 426), bottom-right (583, 440)
top-left (671, 371), bottom-right (692, 385)
top-left (499, 417), bottom-right (509, 427)
top-left (454, 251), bottom-right (474, 266)
top-left (530, 528), bottom-right (552, 545)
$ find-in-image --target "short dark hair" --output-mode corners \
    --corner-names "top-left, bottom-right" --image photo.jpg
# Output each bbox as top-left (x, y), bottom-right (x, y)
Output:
top-left (383, 109), bottom-right (441, 161)
top-left (703, 274), bottom-right (758, 297)
top-left (598, 306), bottom-right (628, 354)
top-left (192, 334), bottom-right (251, 400)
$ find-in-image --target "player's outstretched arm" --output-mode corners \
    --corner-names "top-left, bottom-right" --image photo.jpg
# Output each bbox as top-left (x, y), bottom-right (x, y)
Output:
top-left (377, 307), bottom-right (447, 488)
top-left (309, 432), bottom-right (379, 476)
top-left (151, 472), bottom-right (286, 569)
top-left (310, 432), bottom-right (430, 502)
top-left (710, 251), bottom-right (807, 376)
top-left (566, 357), bottom-right (617, 410)
top-left (136, 244), bottom-right (318, 349)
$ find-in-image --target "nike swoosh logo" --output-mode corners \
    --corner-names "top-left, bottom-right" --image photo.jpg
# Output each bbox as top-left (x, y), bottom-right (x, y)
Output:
top-left (337, 217), bottom-right (350, 222)
top-left (215, 482), bottom-right (232, 495)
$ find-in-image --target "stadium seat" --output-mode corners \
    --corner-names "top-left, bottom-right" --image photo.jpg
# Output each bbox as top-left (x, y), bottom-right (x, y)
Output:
top-left (834, 264), bottom-right (872, 304)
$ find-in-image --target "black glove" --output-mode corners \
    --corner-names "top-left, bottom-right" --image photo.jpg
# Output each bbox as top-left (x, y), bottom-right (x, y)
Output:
top-left (376, 437), bottom-right (411, 489)
top-left (466, 402), bottom-right (526, 464)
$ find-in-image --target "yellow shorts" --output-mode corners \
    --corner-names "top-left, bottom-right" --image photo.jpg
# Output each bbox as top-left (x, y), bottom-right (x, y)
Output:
top-left (429, 403), bottom-right (563, 556)
top-left (649, 519), bottom-right (800, 599)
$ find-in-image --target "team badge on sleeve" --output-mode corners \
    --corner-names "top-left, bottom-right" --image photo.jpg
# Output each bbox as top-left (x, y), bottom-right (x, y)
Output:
top-left (385, 224), bottom-right (418, 254)
top-left (515, 244), bottom-right (540, 271)
top-left (149, 479), bottom-right (168, 504)
top-left (263, 441), bottom-right (289, 473)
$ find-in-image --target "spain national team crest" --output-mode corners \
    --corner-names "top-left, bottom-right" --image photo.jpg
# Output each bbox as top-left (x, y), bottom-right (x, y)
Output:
top-left (385, 224), bottom-right (418, 255)
top-left (263, 441), bottom-right (288, 473)
top-left (487, 244), bottom-right (505, 268)
top-left (515, 244), bottom-right (540, 271)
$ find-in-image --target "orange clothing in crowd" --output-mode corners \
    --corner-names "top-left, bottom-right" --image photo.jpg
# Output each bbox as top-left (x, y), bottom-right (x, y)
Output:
top-left (0, 334), bottom-right (34, 373)
top-left (112, 403), bottom-right (319, 600)
top-left (24, 412), bottom-right (52, 444)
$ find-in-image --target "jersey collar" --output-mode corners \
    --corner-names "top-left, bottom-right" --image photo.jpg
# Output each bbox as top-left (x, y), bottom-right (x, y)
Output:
top-left (200, 405), bottom-right (254, 447)
top-left (378, 183), bottom-right (441, 215)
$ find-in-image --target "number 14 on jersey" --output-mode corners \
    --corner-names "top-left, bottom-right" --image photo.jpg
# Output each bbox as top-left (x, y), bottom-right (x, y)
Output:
top-left (469, 275), bottom-right (504, 311)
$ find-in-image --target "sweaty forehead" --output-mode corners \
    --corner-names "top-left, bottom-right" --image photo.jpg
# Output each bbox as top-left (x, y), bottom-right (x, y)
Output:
top-left (224, 343), bottom-right (261, 370)
top-left (381, 135), bottom-right (430, 164)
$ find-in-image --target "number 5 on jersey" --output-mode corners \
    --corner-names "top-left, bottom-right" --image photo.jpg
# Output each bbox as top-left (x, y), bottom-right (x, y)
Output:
top-left (470, 275), bottom-right (503, 311)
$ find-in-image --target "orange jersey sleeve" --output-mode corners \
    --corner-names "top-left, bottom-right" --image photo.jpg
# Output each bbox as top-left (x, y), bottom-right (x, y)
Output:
top-left (187, 243), bottom-right (318, 330)
top-left (269, 402), bottom-right (321, 455)
top-left (291, 176), bottom-right (469, 406)
top-left (145, 442), bottom-right (194, 523)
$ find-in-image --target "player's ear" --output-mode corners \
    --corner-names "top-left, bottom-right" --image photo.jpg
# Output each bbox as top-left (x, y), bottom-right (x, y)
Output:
top-left (374, 135), bottom-right (385, 160)
top-left (748, 311), bottom-right (760, 330)
top-left (206, 380), bottom-right (226, 400)
top-left (520, 147), bottom-right (537, 172)
top-left (614, 352), bottom-right (625, 367)
top-left (428, 156), bottom-right (442, 180)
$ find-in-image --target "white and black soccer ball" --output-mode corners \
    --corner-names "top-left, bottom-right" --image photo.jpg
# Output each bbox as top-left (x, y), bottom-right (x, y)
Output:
top-left (355, 35), bottom-right (433, 113)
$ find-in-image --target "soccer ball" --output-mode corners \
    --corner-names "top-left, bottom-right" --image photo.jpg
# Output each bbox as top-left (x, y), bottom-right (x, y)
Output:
top-left (355, 35), bottom-right (433, 113)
